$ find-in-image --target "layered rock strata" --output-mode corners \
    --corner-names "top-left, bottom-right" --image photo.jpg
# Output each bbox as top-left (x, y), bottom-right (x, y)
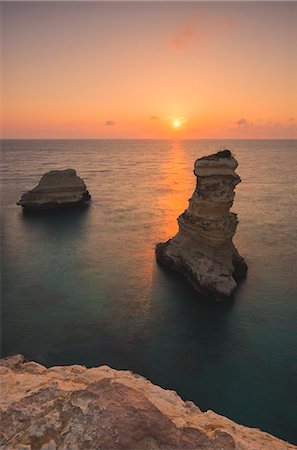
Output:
top-left (156, 150), bottom-right (247, 299)
top-left (17, 169), bottom-right (91, 210)
top-left (0, 355), bottom-right (294, 450)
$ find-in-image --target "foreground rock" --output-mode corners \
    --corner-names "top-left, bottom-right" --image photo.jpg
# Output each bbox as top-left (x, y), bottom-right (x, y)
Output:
top-left (0, 355), bottom-right (294, 450)
top-left (17, 169), bottom-right (91, 210)
top-left (156, 150), bottom-right (247, 299)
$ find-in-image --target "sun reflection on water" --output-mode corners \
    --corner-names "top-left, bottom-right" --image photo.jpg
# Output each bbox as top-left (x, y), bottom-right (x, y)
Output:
top-left (157, 140), bottom-right (195, 241)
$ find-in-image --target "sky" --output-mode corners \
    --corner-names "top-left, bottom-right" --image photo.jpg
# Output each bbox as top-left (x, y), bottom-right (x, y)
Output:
top-left (1, 1), bottom-right (296, 139)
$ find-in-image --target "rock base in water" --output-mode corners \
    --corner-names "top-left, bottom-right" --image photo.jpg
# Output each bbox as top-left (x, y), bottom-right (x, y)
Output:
top-left (0, 355), bottom-right (294, 450)
top-left (17, 169), bottom-right (91, 211)
top-left (156, 150), bottom-right (247, 300)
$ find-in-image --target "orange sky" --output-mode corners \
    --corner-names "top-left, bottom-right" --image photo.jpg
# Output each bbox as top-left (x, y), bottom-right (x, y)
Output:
top-left (1, 1), bottom-right (296, 139)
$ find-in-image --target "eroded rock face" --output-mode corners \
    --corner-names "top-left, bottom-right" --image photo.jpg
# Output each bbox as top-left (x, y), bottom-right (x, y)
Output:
top-left (17, 169), bottom-right (91, 210)
top-left (156, 150), bottom-right (247, 299)
top-left (0, 355), bottom-right (294, 450)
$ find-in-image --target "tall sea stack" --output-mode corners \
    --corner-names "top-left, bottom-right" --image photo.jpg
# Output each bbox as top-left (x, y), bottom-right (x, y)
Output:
top-left (156, 150), bottom-right (247, 299)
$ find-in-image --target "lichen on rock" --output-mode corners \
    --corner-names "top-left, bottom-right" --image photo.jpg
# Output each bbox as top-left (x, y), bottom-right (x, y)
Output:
top-left (156, 149), bottom-right (247, 299)
top-left (17, 169), bottom-right (91, 211)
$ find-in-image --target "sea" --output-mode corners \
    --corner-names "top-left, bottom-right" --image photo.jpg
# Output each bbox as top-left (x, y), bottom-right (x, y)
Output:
top-left (1, 139), bottom-right (297, 444)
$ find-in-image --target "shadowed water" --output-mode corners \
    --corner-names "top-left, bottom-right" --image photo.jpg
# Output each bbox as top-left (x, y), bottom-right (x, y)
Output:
top-left (1, 139), bottom-right (297, 444)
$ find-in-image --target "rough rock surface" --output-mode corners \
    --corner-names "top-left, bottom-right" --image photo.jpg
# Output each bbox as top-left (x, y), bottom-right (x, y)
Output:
top-left (0, 355), bottom-right (294, 450)
top-left (17, 169), bottom-right (91, 210)
top-left (156, 150), bottom-right (247, 299)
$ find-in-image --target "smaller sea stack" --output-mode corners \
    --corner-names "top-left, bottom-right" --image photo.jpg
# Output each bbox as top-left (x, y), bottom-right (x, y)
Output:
top-left (17, 169), bottom-right (91, 211)
top-left (156, 150), bottom-right (247, 300)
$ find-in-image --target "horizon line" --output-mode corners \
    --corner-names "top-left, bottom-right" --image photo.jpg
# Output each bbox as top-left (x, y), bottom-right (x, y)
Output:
top-left (1, 137), bottom-right (297, 141)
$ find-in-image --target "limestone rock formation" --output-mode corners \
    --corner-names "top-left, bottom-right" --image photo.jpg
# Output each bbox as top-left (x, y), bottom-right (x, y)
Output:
top-left (17, 169), bottom-right (91, 210)
top-left (0, 355), bottom-right (294, 450)
top-left (156, 150), bottom-right (247, 299)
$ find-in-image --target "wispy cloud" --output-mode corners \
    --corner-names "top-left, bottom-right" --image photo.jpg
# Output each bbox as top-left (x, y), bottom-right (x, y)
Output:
top-left (170, 15), bottom-right (234, 50)
top-left (105, 120), bottom-right (115, 126)
top-left (230, 117), bottom-right (297, 135)
top-left (170, 16), bottom-right (201, 49)
top-left (149, 116), bottom-right (159, 120)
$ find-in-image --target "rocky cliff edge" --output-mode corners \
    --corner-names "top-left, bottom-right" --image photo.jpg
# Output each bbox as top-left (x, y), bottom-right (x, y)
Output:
top-left (0, 355), bottom-right (294, 450)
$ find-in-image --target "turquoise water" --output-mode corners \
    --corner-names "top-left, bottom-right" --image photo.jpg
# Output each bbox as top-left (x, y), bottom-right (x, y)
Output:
top-left (1, 139), bottom-right (297, 444)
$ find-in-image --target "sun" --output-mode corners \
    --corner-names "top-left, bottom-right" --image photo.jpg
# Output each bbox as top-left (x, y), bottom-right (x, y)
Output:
top-left (173, 119), bottom-right (181, 128)
top-left (171, 117), bottom-right (186, 130)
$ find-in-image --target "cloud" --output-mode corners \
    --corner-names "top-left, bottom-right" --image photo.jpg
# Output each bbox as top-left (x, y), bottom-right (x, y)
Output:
top-left (170, 15), bottom-right (234, 50)
top-left (170, 16), bottom-right (201, 49)
top-left (105, 120), bottom-right (115, 126)
top-left (149, 116), bottom-right (159, 120)
top-left (230, 117), bottom-right (297, 135)
top-left (235, 118), bottom-right (297, 130)
top-left (236, 118), bottom-right (249, 127)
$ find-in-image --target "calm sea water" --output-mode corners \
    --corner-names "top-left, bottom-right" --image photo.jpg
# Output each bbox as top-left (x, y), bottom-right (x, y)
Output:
top-left (1, 139), bottom-right (297, 443)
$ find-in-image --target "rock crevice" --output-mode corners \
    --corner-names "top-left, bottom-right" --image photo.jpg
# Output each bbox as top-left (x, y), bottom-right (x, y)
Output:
top-left (156, 150), bottom-right (247, 299)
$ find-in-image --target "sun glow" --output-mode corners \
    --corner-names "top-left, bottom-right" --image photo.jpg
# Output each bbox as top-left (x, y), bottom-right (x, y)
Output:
top-left (173, 119), bottom-right (181, 128)
top-left (172, 117), bottom-right (186, 130)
